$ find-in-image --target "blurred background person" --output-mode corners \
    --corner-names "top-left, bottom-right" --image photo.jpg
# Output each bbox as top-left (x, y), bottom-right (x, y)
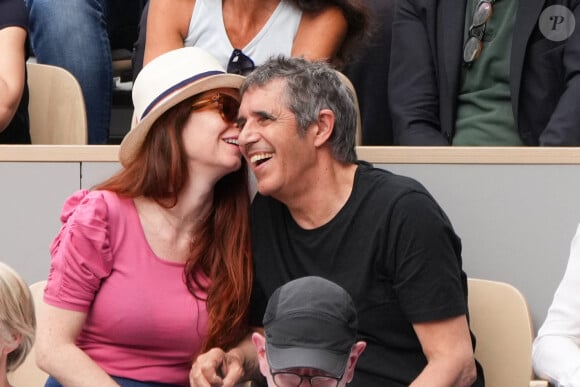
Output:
top-left (533, 222), bottom-right (580, 387)
top-left (390, 0), bottom-right (580, 145)
top-left (0, 261), bottom-right (36, 384)
top-left (0, 0), bottom-right (30, 144)
top-left (343, 0), bottom-right (396, 145)
top-left (132, 0), bottom-right (369, 76)
top-left (24, 0), bottom-right (146, 144)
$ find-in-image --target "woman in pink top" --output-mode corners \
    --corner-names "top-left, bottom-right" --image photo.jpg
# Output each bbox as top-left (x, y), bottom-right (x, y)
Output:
top-left (35, 47), bottom-right (253, 387)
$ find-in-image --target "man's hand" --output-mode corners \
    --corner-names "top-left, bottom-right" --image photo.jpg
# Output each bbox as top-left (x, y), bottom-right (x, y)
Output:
top-left (190, 347), bottom-right (245, 387)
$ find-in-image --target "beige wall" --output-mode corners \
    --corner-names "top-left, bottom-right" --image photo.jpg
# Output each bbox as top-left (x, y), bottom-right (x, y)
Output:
top-left (2, 145), bottom-right (580, 331)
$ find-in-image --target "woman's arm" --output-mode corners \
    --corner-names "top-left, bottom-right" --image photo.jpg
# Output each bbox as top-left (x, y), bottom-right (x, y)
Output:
top-left (0, 26), bottom-right (26, 132)
top-left (144, 0), bottom-right (195, 66)
top-left (36, 304), bottom-right (120, 387)
top-left (292, 6), bottom-right (348, 63)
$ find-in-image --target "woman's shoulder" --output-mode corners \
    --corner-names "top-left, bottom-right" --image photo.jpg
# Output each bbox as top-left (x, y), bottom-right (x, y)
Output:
top-left (59, 189), bottom-right (131, 225)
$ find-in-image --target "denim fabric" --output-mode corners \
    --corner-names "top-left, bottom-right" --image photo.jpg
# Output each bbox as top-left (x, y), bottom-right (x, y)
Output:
top-left (45, 375), bottom-right (183, 387)
top-left (24, 0), bottom-right (112, 144)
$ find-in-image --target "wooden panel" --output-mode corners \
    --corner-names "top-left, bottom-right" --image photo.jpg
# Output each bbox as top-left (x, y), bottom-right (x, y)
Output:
top-left (1, 146), bottom-right (580, 334)
top-left (2, 145), bottom-right (580, 163)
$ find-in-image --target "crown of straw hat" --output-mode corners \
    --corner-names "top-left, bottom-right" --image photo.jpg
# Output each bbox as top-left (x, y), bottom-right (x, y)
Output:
top-left (119, 47), bottom-right (245, 166)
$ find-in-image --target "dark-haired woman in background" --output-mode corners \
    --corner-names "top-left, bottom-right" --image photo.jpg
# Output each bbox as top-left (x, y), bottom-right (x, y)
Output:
top-left (132, 0), bottom-right (369, 77)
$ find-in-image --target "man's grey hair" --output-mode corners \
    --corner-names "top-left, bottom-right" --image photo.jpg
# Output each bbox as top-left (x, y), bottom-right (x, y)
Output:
top-left (240, 56), bottom-right (358, 163)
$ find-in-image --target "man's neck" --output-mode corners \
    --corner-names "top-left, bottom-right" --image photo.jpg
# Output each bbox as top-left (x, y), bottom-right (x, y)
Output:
top-left (283, 162), bottom-right (358, 230)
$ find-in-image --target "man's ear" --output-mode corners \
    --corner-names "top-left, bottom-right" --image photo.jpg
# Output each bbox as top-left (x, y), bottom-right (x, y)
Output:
top-left (251, 332), bottom-right (271, 378)
top-left (343, 341), bottom-right (367, 383)
top-left (312, 109), bottom-right (335, 147)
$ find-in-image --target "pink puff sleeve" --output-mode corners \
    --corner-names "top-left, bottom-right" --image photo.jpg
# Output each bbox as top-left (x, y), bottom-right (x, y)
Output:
top-left (44, 189), bottom-right (114, 312)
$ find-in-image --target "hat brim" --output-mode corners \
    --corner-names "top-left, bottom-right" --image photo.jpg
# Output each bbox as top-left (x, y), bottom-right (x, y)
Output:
top-left (266, 343), bottom-right (349, 378)
top-left (119, 73), bottom-right (244, 166)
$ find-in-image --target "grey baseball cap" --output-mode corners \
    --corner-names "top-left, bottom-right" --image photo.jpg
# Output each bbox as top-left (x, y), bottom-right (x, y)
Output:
top-left (263, 276), bottom-right (358, 377)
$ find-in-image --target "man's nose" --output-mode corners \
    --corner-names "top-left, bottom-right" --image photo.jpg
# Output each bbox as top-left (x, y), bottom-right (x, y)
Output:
top-left (238, 123), bottom-right (259, 147)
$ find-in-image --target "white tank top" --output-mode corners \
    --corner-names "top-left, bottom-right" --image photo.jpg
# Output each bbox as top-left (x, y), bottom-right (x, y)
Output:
top-left (184, 0), bottom-right (303, 69)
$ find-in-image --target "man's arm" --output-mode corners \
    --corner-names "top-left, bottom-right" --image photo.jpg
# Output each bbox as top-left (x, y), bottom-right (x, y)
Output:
top-left (389, 190), bottom-right (478, 386)
top-left (0, 26), bottom-right (26, 132)
top-left (410, 316), bottom-right (477, 387)
top-left (190, 328), bottom-right (264, 387)
top-left (388, 0), bottom-right (449, 145)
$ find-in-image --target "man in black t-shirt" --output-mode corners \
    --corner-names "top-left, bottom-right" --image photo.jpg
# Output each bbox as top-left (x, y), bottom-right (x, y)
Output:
top-left (190, 56), bottom-right (485, 387)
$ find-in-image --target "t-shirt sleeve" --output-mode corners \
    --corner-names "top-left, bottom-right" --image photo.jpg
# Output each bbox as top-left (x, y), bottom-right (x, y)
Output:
top-left (44, 190), bottom-right (114, 312)
top-left (0, 0), bottom-right (29, 31)
top-left (388, 190), bottom-right (467, 323)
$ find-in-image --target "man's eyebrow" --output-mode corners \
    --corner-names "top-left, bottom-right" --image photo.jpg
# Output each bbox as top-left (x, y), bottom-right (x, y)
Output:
top-left (255, 110), bottom-right (276, 120)
top-left (237, 110), bottom-right (277, 127)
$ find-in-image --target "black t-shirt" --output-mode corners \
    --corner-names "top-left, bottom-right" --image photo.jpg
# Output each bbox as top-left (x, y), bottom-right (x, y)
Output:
top-left (249, 161), bottom-right (484, 386)
top-left (0, 0), bottom-right (30, 144)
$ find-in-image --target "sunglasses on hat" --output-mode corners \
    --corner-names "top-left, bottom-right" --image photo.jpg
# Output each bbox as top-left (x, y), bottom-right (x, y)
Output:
top-left (227, 49), bottom-right (255, 75)
top-left (190, 92), bottom-right (240, 124)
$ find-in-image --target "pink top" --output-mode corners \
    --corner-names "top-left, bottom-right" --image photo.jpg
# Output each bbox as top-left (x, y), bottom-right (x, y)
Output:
top-left (45, 190), bottom-right (209, 386)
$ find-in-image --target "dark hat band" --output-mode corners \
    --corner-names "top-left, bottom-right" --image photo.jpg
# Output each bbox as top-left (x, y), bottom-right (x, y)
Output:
top-left (140, 70), bottom-right (224, 119)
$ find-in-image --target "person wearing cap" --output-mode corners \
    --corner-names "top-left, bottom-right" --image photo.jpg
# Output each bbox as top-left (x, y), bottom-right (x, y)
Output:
top-left (35, 47), bottom-right (254, 387)
top-left (251, 276), bottom-right (366, 387)
top-left (193, 56), bottom-right (484, 386)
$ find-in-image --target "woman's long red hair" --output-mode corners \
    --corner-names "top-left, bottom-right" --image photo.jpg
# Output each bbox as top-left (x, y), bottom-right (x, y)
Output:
top-left (95, 96), bottom-right (252, 352)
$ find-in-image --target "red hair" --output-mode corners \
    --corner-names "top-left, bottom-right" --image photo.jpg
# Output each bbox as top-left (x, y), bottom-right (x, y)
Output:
top-left (96, 96), bottom-right (252, 352)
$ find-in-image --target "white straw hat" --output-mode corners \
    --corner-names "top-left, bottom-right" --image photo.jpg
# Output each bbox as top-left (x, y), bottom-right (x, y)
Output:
top-left (119, 47), bottom-right (245, 166)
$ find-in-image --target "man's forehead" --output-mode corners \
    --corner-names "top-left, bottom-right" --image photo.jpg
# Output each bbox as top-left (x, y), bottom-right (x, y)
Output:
top-left (244, 79), bottom-right (286, 97)
top-left (240, 80), bottom-right (287, 113)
